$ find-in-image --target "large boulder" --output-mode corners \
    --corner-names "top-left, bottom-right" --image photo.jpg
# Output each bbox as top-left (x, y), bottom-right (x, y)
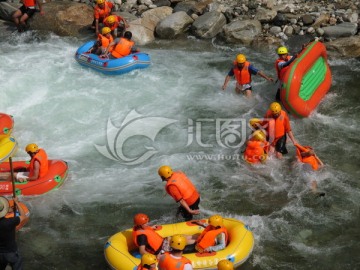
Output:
top-left (155, 11), bottom-right (193, 39)
top-left (30, 2), bottom-right (93, 37)
top-left (326, 36), bottom-right (360, 58)
top-left (222, 19), bottom-right (262, 45)
top-left (322, 22), bottom-right (358, 40)
top-left (191, 11), bottom-right (226, 39)
top-left (0, 2), bottom-right (17, 21)
top-left (127, 6), bottom-right (173, 45)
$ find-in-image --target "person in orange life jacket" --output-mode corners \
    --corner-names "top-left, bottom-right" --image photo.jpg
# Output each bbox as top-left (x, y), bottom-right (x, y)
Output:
top-left (137, 253), bottom-right (157, 270)
top-left (158, 234), bottom-right (193, 270)
top-left (243, 130), bottom-right (269, 164)
top-left (274, 46), bottom-right (298, 101)
top-left (132, 213), bottom-right (171, 256)
top-left (92, 0), bottom-right (114, 36)
top-left (184, 215), bottom-right (228, 254)
top-left (14, 143), bottom-right (48, 182)
top-left (103, 14), bottom-right (129, 38)
top-left (89, 27), bottom-right (113, 55)
top-left (264, 102), bottom-right (297, 159)
top-left (107, 31), bottom-right (138, 59)
top-left (295, 144), bottom-right (325, 196)
top-left (217, 259), bottom-right (234, 270)
top-left (0, 196), bottom-right (26, 270)
top-left (12, 0), bottom-right (44, 32)
top-left (158, 165), bottom-right (200, 221)
top-left (222, 54), bottom-right (274, 98)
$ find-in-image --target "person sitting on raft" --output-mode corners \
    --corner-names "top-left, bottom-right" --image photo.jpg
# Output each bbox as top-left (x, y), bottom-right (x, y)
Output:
top-left (0, 143), bottom-right (48, 182)
top-left (106, 31), bottom-right (138, 59)
top-left (137, 253), bottom-right (157, 270)
top-left (88, 27), bottom-right (113, 56)
top-left (243, 130), bottom-right (269, 164)
top-left (132, 213), bottom-right (171, 256)
top-left (185, 215), bottom-right (228, 254)
top-left (295, 144), bottom-right (325, 196)
top-left (158, 234), bottom-right (193, 270)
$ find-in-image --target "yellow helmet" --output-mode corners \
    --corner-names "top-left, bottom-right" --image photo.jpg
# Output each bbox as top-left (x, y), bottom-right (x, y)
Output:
top-left (269, 102), bottom-right (282, 114)
top-left (217, 259), bottom-right (234, 270)
top-left (249, 118), bottom-right (261, 129)
top-left (277, 46), bottom-right (288, 55)
top-left (236, 54), bottom-right (246, 64)
top-left (252, 130), bottom-right (266, 142)
top-left (106, 15), bottom-right (116, 24)
top-left (158, 165), bottom-right (173, 179)
top-left (101, 27), bottom-right (111, 35)
top-left (170, 234), bottom-right (187, 251)
top-left (141, 253), bottom-right (157, 266)
top-left (25, 143), bottom-right (39, 154)
top-left (209, 215), bottom-right (223, 228)
top-left (97, 0), bottom-right (105, 4)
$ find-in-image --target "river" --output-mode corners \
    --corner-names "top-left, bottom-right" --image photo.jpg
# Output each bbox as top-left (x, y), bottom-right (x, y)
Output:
top-left (1, 31), bottom-right (359, 269)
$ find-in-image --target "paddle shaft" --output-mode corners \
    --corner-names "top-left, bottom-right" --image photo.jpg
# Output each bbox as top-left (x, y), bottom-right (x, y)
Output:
top-left (9, 157), bottom-right (17, 212)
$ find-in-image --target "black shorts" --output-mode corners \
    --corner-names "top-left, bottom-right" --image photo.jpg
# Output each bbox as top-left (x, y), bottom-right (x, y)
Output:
top-left (177, 197), bottom-right (200, 221)
top-left (19, 5), bottom-right (37, 17)
top-left (275, 135), bottom-right (288, 154)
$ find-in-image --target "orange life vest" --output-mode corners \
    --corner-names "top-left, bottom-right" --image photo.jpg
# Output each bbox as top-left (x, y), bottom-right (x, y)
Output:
top-left (275, 55), bottom-right (292, 80)
top-left (196, 226), bottom-right (228, 251)
top-left (296, 145), bottom-right (321, 170)
top-left (97, 34), bottom-right (113, 50)
top-left (233, 61), bottom-right (251, 85)
top-left (165, 171), bottom-right (199, 206)
top-left (132, 226), bottom-right (163, 254)
top-left (244, 140), bottom-right (268, 164)
top-left (264, 110), bottom-right (290, 140)
top-left (94, 2), bottom-right (113, 20)
top-left (158, 252), bottom-right (191, 270)
top-left (23, 0), bottom-right (36, 7)
top-left (29, 149), bottom-right (48, 178)
top-left (111, 38), bottom-right (135, 58)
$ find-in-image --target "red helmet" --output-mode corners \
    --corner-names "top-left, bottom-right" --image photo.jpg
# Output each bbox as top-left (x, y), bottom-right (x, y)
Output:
top-left (134, 213), bottom-right (149, 226)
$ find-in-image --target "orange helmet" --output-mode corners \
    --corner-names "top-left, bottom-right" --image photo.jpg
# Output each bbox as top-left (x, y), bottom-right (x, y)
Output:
top-left (158, 165), bottom-right (173, 179)
top-left (134, 213), bottom-right (149, 226)
top-left (269, 102), bottom-right (282, 114)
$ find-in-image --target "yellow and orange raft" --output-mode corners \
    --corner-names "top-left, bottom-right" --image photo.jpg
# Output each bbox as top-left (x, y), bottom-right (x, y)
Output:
top-left (104, 218), bottom-right (254, 270)
top-left (280, 41), bottom-right (332, 118)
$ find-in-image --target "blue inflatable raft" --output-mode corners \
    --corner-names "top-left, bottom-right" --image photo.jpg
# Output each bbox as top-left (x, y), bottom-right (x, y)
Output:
top-left (74, 41), bottom-right (151, 75)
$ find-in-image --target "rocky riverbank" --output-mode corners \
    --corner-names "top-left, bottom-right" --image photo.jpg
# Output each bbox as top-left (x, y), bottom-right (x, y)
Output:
top-left (0, 0), bottom-right (359, 57)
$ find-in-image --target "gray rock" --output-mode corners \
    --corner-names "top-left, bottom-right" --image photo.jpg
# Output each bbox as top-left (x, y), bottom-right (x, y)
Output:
top-left (302, 14), bottom-right (314, 25)
top-left (322, 22), bottom-right (358, 39)
top-left (153, 0), bottom-right (171, 7)
top-left (192, 11), bottom-right (226, 38)
top-left (254, 7), bottom-right (277, 23)
top-left (0, 2), bottom-right (17, 21)
top-left (222, 19), bottom-right (262, 45)
top-left (327, 36), bottom-right (360, 58)
top-left (155, 11), bottom-right (193, 39)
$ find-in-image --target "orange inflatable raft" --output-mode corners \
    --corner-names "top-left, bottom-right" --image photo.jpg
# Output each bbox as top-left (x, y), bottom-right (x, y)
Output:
top-left (5, 199), bottom-right (30, 230)
top-left (0, 113), bottom-right (14, 139)
top-left (0, 160), bottom-right (68, 196)
top-left (280, 41), bottom-right (332, 117)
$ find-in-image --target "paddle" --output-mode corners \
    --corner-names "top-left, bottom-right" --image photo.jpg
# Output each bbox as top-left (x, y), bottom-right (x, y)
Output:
top-left (9, 157), bottom-right (17, 213)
